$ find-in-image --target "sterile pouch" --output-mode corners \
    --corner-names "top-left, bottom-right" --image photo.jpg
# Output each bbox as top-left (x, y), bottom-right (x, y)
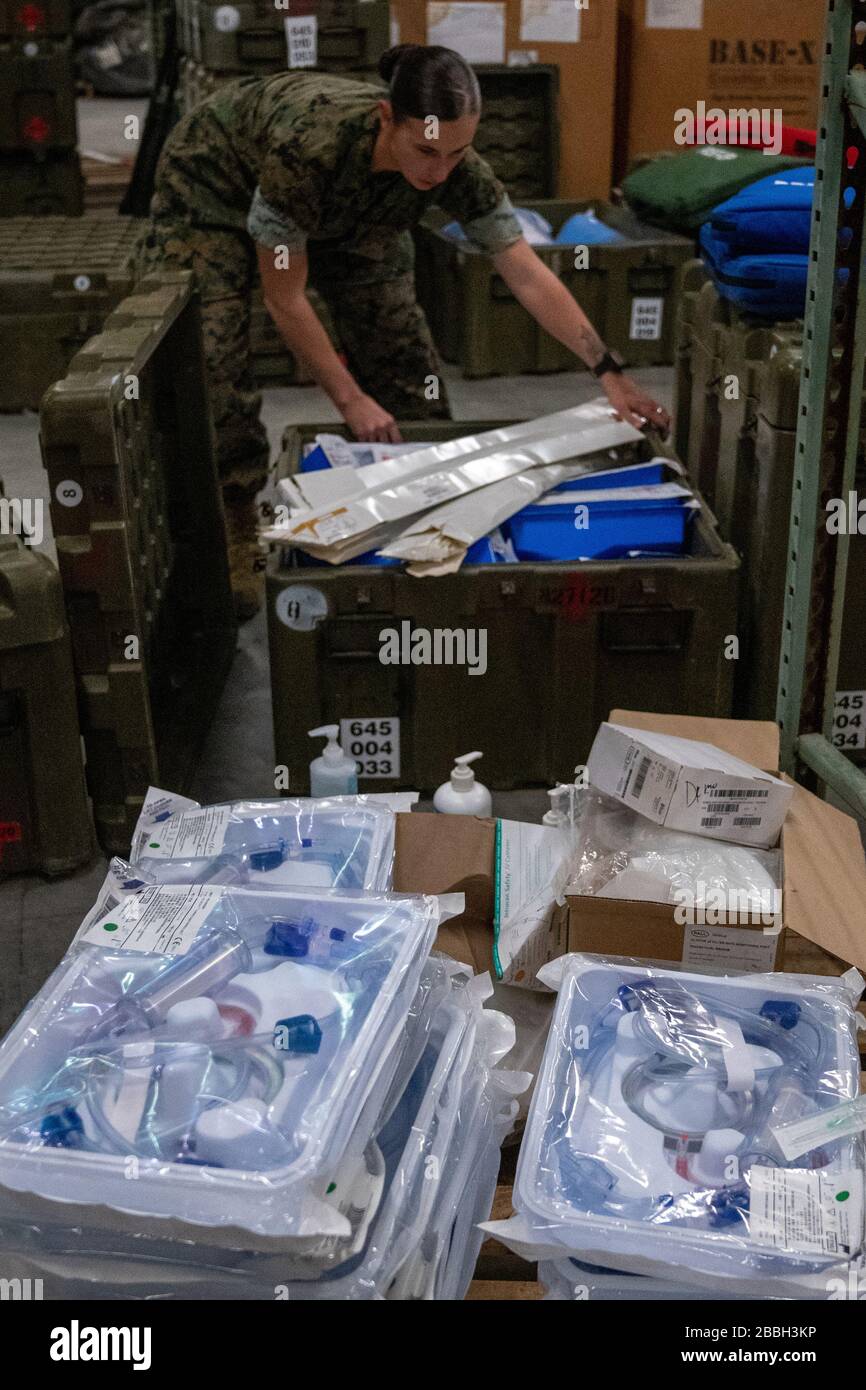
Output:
top-left (0, 883), bottom-right (454, 1244)
top-left (128, 787), bottom-right (400, 892)
top-left (489, 954), bottom-right (865, 1297)
top-left (570, 789), bottom-right (782, 920)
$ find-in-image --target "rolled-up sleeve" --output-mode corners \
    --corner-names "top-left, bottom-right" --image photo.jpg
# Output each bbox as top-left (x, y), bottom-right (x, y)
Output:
top-left (435, 150), bottom-right (524, 254)
top-left (247, 187), bottom-right (310, 251)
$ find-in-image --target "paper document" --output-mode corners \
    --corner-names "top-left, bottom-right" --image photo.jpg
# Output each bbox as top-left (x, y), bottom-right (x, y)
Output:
top-left (519, 0), bottom-right (580, 43)
top-left (427, 2), bottom-right (506, 63)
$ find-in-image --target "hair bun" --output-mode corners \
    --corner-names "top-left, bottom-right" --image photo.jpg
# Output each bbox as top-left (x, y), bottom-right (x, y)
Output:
top-left (378, 43), bottom-right (419, 83)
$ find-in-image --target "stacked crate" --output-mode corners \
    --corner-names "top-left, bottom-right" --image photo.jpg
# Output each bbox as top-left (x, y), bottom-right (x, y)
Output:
top-left (673, 268), bottom-right (866, 755)
top-left (39, 272), bottom-right (237, 853)
top-left (0, 215), bottom-right (142, 411)
top-left (1, 0), bottom-right (83, 215)
top-left (471, 66), bottom-right (558, 202)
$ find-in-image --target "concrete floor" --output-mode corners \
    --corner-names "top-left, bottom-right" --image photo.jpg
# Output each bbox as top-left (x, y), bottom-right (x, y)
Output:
top-left (0, 95), bottom-right (674, 1034)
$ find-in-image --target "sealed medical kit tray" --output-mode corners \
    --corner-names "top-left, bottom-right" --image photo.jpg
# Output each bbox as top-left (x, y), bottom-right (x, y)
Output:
top-left (0, 149), bottom-right (83, 216)
top-left (0, 214), bottom-right (141, 411)
top-left (0, 533), bottom-right (93, 877)
top-left (39, 272), bottom-right (237, 855)
top-left (415, 200), bottom-right (694, 378)
top-left (267, 422), bottom-right (737, 794)
top-left (175, 0), bottom-right (389, 73)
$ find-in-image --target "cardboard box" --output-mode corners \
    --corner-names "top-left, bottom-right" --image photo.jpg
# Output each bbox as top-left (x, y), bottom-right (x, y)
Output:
top-left (393, 711), bottom-right (866, 985)
top-left (586, 720), bottom-right (793, 848)
top-left (570, 710), bottom-right (866, 978)
top-left (390, 0), bottom-right (617, 197)
top-left (617, 0), bottom-right (827, 171)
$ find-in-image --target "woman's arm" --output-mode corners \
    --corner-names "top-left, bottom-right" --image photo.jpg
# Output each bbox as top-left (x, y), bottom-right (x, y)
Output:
top-left (256, 244), bottom-right (403, 442)
top-left (492, 239), bottom-right (671, 433)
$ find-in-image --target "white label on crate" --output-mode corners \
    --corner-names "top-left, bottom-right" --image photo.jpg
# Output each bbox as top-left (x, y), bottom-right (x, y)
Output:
top-left (682, 924), bottom-right (780, 973)
top-left (55, 479), bottom-right (83, 507)
top-left (645, 0), bottom-right (703, 30)
top-left (213, 5), bottom-right (241, 32)
top-left (81, 885), bottom-right (224, 957)
top-left (137, 805), bottom-right (232, 861)
top-left (750, 1167), bottom-right (863, 1258)
top-left (341, 718), bottom-right (400, 779)
top-left (285, 14), bottom-right (318, 68)
top-left (833, 690), bottom-right (866, 751)
top-left (275, 584), bottom-right (329, 631)
top-left (629, 296), bottom-right (664, 341)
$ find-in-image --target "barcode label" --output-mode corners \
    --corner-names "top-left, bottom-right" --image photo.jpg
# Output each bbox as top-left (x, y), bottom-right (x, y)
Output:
top-left (700, 817), bottom-right (723, 827)
top-left (706, 802), bottom-right (739, 813)
top-left (711, 789), bottom-right (769, 799)
top-left (632, 755), bottom-right (651, 797)
top-left (733, 816), bottom-right (762, 827)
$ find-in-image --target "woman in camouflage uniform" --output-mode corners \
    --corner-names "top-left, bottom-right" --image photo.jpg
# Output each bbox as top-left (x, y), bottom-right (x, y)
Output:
top-left (138, 44), bottom-right (669, 617)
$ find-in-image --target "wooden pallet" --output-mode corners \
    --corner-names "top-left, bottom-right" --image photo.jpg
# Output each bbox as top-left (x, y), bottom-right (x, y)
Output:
top-left (466, 1142), bottom-right (544, 1300)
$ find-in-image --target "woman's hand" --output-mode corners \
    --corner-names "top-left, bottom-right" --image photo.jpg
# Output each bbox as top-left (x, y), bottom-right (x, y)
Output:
top-left (601, 372), bottom-right (670, 436)
top-left (341, 393), bottom-right (403, 444)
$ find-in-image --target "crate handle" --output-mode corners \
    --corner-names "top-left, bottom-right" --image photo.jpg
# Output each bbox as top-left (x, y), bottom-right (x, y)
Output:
top-left (601, 609), bottom-right (688, 653)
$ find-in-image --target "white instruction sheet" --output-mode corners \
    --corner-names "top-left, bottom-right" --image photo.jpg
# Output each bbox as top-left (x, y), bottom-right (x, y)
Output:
top-left (645, 0), bottom-right (703, 29)
top-left (520, 0), bottom-right (580, 44)
top-left (427, 2), bottom-right (506, 63)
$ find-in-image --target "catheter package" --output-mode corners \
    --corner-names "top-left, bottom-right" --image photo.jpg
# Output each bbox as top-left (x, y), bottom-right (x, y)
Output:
top-left (487, 954), bottom-right (865, 1298)
top-left (129, 787), bottom-right (401, 891)
top-left (0, 966), bottom-right (526, 1299)
top-left (0, 881), bottom-right (455, 1250)
top-left (571, 790), bottom-right (782, 916)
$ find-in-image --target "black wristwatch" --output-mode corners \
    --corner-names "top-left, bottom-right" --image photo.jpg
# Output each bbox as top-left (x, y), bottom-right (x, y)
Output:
top-left (592, 350), bottom-right (624, 379)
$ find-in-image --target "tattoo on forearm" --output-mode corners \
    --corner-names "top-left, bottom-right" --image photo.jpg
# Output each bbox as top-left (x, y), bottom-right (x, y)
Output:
top-left (576, 326), bottom-right (607, 370)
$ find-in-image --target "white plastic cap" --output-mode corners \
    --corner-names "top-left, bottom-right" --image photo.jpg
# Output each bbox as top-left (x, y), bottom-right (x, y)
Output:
top-left (451, 751), bottom-right (483, 790)
top-left (309, 725), bottom-right (342, 764)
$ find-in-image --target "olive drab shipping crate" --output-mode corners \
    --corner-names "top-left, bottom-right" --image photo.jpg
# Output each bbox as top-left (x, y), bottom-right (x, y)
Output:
top-left (0, 215), bottom-right (142, 412)
top-left (1, 35), bottom-right (77, 152)
top-left (415, 200), bottom-right (694, 379)
top-left (175, 0), bottom-right (390, 74)
top-left (0, 151), bottom-right (83, 216)
top-left (0, 533), bottom-right (93, 876)
top-left (469, 65), bottom-right (559, 201)
top-left (267, 423), bottom-right (739, 795)
top-left (39, 273), bottom-right (238, 854)
top-left (673, 276), bottom-right (866, 751)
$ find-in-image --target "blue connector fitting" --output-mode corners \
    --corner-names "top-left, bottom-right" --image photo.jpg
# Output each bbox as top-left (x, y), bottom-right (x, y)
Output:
top-left (616, 983), bottom-right (645, 1012)
top-left (273, 1014), bottom-right (322, 1055)
top-left (249, 839), bottom-right (288, 872)
top-left (264, 918), bottom-right (311, 958)
top-left (40, 1106), bottom-right (85, 1148)
top-left (708, 1184), bottom-right (750, 1228)
top-left (760, 999), bottom-right (801, 1030)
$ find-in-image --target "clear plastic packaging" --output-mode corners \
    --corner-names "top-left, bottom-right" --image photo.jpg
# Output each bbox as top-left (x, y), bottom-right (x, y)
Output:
top-left (129, 789), bottom-right (399, 892)
top-left (0, 884), bottom-right (448, 1243)
top-left (539, 1258), bottom-right (774, 1301)
top-left (570, 790), bottom-right (782, 917)
top-left (0, 965), bottom-right (526, 1300)
top-left (493, 954), bottom-right (865, 1296)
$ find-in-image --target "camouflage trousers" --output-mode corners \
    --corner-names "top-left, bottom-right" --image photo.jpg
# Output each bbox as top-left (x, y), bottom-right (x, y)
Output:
top-left (135, 220), bottom-right (451, 500)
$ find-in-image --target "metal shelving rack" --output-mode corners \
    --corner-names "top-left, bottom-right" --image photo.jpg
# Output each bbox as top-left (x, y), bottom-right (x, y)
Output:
top-left (776, 0), bottom-right (866, 818)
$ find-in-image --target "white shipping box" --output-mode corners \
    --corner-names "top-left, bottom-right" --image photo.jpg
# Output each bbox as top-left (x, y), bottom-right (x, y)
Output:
top-left (586, 722), bottom-right (793, 848)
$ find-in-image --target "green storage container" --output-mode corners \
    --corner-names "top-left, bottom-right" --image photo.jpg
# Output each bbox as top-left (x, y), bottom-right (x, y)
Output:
top-left (0, 0), bottom-right (71, 37)
top-left (267, 422), bottom-right (738, 793)
top-left (1, 38), bottom-right (77, 151)
top-left (176, 0), bottom-right (388, 73)
top-left (472, 65), bottom-right (558, 200)
top-left (0, 215), bottom-right (142, 411)
top-left (39, 272), bottom-right (238, 853)
top-left (0, 532), bottom-right (93, 876)
top-left (672, 258), bottom-right (710, 462)
top-left (415, 200), bottom-right (694, 379)
top-left (0, 149), bottom-right (83, 215)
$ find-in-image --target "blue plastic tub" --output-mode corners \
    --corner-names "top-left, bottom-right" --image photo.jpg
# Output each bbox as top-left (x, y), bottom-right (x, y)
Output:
top-left (550, 461), bottom-right (669, 494)
top-left (505, 492), bottom-right (693, 562)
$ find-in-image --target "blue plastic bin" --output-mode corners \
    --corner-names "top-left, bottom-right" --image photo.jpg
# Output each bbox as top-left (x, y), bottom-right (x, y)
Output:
top-left (550, 461), bottom-right (669, 494)
top-left (505, 492), bottom-right (693, 562)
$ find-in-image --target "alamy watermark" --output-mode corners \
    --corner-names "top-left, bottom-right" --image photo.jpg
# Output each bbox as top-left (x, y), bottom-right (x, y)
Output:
top-left (673, 883), bottom-right (782, 927)
top-left (0, 496), bottom-right (43, 546)
top-left (379, 621), bottom-right (487, 676)
top-left (674, 102), bottom-right (784, 156)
